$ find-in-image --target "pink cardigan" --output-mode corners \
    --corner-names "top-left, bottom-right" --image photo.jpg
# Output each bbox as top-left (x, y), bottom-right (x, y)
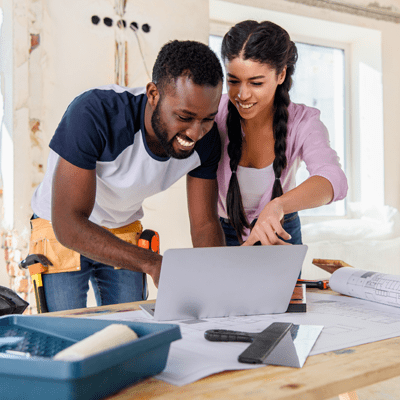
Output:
top-left (215, 94), bottom-right (348, 227)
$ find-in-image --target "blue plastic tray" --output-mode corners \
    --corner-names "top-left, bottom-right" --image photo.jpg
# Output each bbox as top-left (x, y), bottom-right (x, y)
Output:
top-left (0, 315), bottom-right (181, 400)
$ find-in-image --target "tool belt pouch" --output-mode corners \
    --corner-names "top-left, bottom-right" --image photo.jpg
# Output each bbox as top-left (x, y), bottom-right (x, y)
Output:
top-left (29, 218), bottom-right (143, 274)
top-left (103, 221), bottom-right (143, 270)
top-left (104, 221), bottom-right (143, 246)
top-left (29, 218), bottom-right (81, 274)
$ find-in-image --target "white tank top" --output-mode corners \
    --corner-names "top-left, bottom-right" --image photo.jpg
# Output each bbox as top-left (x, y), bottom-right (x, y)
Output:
top-left (236, 164), bottom-right (275, 216)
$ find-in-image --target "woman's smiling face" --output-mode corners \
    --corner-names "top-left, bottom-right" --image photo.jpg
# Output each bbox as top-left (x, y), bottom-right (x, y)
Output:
top-left (225, 57), bottom-right (286, 121)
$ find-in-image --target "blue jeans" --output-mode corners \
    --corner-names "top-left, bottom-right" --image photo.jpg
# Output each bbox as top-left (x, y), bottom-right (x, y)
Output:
top-left (42, 255), bottom-right (147, 312)
top-left (220, 212), bottom-right (302, 246)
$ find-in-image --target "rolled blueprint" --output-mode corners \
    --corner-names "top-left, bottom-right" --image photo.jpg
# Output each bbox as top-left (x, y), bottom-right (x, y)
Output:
top-left (53, 324), bottom-right (138, 361)
top-left (329, 267), bottom-right (400, 308)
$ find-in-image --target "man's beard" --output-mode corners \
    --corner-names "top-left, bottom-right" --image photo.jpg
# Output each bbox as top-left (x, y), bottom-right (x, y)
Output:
top-left (151, 101), bottom-right (195, 160)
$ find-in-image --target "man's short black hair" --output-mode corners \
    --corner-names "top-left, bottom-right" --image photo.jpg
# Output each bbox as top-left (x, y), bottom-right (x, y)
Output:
top-left (152, 40), bottom-right (223, 93)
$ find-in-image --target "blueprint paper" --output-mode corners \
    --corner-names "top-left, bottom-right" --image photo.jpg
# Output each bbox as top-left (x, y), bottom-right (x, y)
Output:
top-left (88, 292), bottom-right (400, 386)
top-left (284, 293), bottom-right (400, 355)
top-left (330, 267), bottom-right (400, 308)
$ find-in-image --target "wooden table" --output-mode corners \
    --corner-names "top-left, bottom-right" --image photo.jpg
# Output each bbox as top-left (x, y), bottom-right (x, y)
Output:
top-left (46, 291), bottom-right (400, 400)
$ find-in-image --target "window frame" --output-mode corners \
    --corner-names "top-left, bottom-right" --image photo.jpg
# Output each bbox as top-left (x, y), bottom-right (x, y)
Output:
top-left (209, 2), bottom-right (384, 223)
top-left (288, 37), bottom-right (349, 218)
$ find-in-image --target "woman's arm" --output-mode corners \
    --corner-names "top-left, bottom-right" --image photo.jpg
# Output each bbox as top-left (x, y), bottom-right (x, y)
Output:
top-left (242, 175), bottom-right (333, 246)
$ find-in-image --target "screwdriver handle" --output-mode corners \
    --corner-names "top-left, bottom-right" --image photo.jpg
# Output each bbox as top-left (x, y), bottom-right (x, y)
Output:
top-left (31, 274), bottom-right (48, 313)
top-left (297, 279), bottom-right (329, 290)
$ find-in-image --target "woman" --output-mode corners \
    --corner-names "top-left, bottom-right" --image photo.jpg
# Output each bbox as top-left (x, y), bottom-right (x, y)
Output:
top-left (216, 20), bottom-right (348, 246)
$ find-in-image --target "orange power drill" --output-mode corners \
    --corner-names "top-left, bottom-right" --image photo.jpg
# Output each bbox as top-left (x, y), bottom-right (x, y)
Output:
top-left (137, 229), bottom-right (159, 299)
top-left (138, 229), bottom-right (160, 254)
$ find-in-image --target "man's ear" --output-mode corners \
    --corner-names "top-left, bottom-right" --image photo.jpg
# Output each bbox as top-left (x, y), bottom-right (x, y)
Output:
top-left (146, 82), bottom-right (160, 108)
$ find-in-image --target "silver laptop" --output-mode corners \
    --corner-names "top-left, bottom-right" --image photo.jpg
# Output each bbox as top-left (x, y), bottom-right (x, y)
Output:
top-left (140, 245), bottom-right (308, 321)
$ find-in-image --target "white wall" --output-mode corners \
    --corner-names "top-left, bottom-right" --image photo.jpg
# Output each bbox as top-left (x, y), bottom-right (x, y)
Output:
top-left (0, 0), bottom-right (209, 295)
top-left (38, 1), bottom-right (209, 299)
top-left (2, 0), bottom-right (400, 292)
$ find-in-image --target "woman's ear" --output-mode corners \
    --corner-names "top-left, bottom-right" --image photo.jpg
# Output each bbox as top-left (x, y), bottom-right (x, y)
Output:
top-left (146, 82), bottom-right (160, 108)
top-left (278, 66), bottom-right (287, 85)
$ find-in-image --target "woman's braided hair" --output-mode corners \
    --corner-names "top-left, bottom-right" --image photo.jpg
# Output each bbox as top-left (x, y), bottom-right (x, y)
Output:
top-left (221, 20), bottom-right (298, 241)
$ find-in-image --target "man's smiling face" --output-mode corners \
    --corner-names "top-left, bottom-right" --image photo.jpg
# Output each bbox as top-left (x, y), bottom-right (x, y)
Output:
top-left (150, 76), bottom-right (222, 159)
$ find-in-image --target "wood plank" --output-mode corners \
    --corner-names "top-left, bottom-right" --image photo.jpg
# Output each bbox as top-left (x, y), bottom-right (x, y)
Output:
top-left (312, 259), bottom-right (353, 274)
top-left (43, 293), bottom-right (400, 399)
top-left (42, 300), bottom-right (148, 317)
top-left (106, 337), bottom-right (400, 400)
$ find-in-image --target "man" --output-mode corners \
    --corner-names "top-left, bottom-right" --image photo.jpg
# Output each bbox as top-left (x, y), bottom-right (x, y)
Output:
top-left (29, 40), bottom-right (225, 312)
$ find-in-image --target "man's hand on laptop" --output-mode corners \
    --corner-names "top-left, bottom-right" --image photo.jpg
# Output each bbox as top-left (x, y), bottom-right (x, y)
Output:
top-left (145, 255), bottom-right (162, 288)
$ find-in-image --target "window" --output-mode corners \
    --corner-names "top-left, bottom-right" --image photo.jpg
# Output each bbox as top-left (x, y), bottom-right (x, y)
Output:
top-left (290, 42), bottom-right (346, 216)
top-left (209, 0), bottom-right (384, 220)
top-left (209, 36), bottom-right (346, 217)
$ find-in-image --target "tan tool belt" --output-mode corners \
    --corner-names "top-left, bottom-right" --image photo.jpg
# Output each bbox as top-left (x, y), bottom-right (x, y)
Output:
top-left (29, 218), bottom-right (143, 274)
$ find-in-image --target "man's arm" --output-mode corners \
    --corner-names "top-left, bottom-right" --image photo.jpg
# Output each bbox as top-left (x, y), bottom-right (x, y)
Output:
top-left (186, 175), bottom-right (225, 247)
top-left (51, 157), bottom-right (162, 286)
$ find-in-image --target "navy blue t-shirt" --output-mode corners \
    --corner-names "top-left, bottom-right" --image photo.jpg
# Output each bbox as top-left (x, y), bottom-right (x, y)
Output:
top-left (31, 85), bottom-right (221, 228)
